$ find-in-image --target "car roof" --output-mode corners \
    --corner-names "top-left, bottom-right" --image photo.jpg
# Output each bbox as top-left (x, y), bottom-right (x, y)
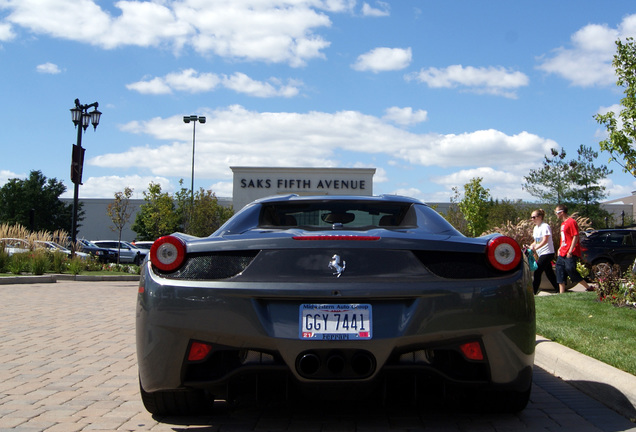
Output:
top-left (251, 194), bottom-right (425, 205)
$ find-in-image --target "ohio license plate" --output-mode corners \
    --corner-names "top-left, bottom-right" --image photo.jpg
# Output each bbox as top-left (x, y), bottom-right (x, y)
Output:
top-left (299, 304), bottom-right (372, 340)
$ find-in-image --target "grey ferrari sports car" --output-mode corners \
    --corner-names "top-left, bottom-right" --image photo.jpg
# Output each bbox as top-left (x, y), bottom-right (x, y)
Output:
top-left (136, 194), bottom-right (534, 416)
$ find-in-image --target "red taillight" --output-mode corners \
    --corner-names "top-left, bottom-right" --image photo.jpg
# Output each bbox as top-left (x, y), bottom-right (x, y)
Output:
top-left (150, 235), bottom-right (186, 272)
top-left (486, 236), bottom-right (521, 271)
top-left (188, 342), bottom-right (212, 362)
top-left (293, 236), bottom-right (381, 241)
top-left (459, 341), bottom-right (484, 361)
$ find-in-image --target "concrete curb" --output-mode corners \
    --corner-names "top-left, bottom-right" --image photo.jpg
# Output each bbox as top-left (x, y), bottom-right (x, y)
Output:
top-left (0, 274), bottom-right (140, 284)
top-left (535, 334), bottom-right (636, 420)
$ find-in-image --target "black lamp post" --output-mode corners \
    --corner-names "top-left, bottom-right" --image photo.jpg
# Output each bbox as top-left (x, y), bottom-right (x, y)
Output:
top-left (70, 98), bottom-right (101, 254)
top-left (183, 115), bottom-right (206, 212)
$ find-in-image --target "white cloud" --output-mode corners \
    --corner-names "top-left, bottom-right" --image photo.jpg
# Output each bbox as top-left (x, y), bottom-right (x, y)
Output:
top-left (406, 65), bottom-right (529, 98)
top-left (595, 103), bottom-right (623, 139)
top-left (537, 13), bottom-right (636, 87)
top-left (431, 167), bottom-right (521, 192)
top-left (36, 62), bottom-right (61, 74)
top-left (127, 69), bottom-right (301, 97)
top-left (352, 47), bottom-right (412, 72)
top-left (63, 175), bottom-right (175, 199)
top-left (0, 170), bottom-right (23, 187)
top-left (2, 0), bottom-right (343, 66)
top-left (361, 2), bottom-right (390, 17)
top-left (126, 77), bottom-right (173, 95)
top-left (382, 107), bottom-right (428, 126)
top-left (221, 73), bottom-right (301, 98)
top-left (0, 22), bottom-right (15, 41)
top-left (92, 106), bottom-right (554, 187)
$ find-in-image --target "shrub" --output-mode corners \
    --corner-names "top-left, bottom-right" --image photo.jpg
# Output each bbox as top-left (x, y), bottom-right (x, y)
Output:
top-left (30, 250), bottom-right (49, 275)
top-left (594, 263), bottom-right (636, 308)
top-left (50, 251), bottom-right (67, 273)
top-left (0, 247), bottom-right (8, 272)
top-left (67, 256), bottom-right (85, 275)
top-left (8, 252), bottom-right (30, 275)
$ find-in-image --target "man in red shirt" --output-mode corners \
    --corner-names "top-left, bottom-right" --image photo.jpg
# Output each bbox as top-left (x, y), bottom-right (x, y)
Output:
top-left (555, 204), bottom-right (592, 293)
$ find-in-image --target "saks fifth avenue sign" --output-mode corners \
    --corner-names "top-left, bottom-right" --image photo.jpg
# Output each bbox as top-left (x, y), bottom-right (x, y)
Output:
top-left (231, 167), bottom-right (375, 211)
top-left (240, 178), bottom-right (367, 191)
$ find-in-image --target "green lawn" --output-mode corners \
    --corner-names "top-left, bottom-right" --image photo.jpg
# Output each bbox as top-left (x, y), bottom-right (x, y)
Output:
top-left (535, 292), bottom-right (636, 376)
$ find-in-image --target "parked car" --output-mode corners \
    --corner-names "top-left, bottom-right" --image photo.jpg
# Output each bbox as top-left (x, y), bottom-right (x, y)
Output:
top-left (74, 239), bottom-right (118, 263)
top-left (93, 240), bottom-right (146, 264)
top-left (34, 240), bottom-right (89, 258)
top-left (136, 194), bottom-right (534, 416)
top-left (132, 240), bottom-right (154, 251)
top-left (580, 228), bottom-right (636, 275)
top-left (1, 238), bottom-right (31, 256)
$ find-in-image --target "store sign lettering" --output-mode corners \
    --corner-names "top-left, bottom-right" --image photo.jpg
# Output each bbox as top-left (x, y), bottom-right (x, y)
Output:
top-left (240, 178), bottom-right (367, 190)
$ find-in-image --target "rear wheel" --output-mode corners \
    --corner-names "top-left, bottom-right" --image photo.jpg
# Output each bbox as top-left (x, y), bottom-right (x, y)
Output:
top-left (592, 260), bottom-right (619, 280)
top-left (139, 380), bottom-right (214, 416)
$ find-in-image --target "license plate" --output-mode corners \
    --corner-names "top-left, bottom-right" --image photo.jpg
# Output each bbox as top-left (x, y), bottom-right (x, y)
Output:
top-left (299, 304), bottom-right (372, 340)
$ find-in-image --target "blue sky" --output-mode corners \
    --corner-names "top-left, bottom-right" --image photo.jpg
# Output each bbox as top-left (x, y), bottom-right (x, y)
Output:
top-left (1, 0), bottom-right (636, 204)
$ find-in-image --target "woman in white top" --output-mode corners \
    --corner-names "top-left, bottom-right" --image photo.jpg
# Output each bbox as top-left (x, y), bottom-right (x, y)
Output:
top-left (530, 209), bottom-right (558, 294)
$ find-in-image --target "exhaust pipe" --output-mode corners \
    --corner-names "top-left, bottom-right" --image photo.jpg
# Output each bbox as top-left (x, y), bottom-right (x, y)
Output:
top-left (326, 354), bottom-right (345, 374)
top-left (297, 352), bottom-right (320, 375)
top-left (351, 352), bottom-right (375, 376)
top-left (296, 350), bottom-right (376, 378)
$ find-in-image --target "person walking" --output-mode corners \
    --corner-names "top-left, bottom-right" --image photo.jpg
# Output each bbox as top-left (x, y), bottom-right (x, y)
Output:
top-left (554, 204), bottom-right (592, 293)
top-left (529, 209), bottom-right (558, 294)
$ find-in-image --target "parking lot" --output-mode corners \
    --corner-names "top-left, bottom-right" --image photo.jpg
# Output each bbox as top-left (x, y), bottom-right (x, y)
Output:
top-left (1, 281), bottom-right (635, 431)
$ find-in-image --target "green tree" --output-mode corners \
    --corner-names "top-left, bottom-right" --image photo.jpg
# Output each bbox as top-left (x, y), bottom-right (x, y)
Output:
top-left (107, 187), bottom-right (134, 263)
top-left (0, 170), bottom-right (74, 232)
top-left (568, 145), bottom-right (612, 211)
top-left (458, 177), bottom-right (491, 237)
top-left (523, 148), bottom-right (573, 203)
top-left (443, 187), bottom-right (468, 235)
top-left (131, 183), bottom-right (180, 241)
top-left (595, 37), bottom-right (636, 176)
top-left (486, 199), bottom-right (530, 229)
top-left (189, 189), bottom-right (234, 237)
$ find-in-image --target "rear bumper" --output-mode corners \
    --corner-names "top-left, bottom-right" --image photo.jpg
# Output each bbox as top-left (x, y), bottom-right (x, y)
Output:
top-left (136, 264), bottom-right (535, 396)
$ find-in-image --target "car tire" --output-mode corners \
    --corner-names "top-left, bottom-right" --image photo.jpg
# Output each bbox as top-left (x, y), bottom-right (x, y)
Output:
top-left (139, 380), bottom-right (214, 416)
top-left (593, 261), bottom-right (618, 280)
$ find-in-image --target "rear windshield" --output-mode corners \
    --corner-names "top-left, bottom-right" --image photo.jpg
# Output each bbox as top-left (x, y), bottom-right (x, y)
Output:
top-left (259, 201), bottom-right (416, 229)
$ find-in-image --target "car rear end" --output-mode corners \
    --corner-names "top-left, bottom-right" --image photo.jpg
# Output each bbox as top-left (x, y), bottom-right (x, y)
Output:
top-left (136, 196), bottom-right (534, 414)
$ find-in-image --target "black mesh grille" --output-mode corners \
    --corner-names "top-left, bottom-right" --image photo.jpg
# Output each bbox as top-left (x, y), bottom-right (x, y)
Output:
top-left (413, 250), bottom-right (516, 279)
top-left (154, 251), bottom-right (259, 280)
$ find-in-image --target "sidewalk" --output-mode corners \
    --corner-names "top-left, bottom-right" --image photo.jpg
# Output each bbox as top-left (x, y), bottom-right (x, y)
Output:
top-left (0, 273), bottom-right (140, 284)
top-left (1, 275), bottom-right (635, 423)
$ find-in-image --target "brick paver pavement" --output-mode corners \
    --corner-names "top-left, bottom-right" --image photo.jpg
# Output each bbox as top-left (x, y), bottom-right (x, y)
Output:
top-left (1, 281), bottom-right (635, 431)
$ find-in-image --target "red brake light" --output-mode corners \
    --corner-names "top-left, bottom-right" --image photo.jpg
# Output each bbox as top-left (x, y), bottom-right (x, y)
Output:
top-left (150, 235), bottom-right (186, 272)
top-left (459, 341), bottom-right (484, 361)
top-left (293, 236), bottom-right (381, 241)
top-left (188, 342), bottom-right (212, 362)
top-left (486, 236), bottom-right (521, 271)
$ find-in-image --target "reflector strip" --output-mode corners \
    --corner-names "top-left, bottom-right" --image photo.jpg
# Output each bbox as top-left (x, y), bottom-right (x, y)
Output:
top-left (293, 236), bottom-right (381, 241)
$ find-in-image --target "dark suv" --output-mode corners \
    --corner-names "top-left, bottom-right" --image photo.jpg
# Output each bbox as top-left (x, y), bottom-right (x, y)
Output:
top-left (580, 229), bottom-right (636, 274)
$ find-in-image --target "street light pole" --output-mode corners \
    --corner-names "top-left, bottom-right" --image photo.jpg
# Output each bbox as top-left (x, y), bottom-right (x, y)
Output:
top-left (70, 98), bottom-right (101, 255)
top-left (183, 115), bottom-right (206, 216)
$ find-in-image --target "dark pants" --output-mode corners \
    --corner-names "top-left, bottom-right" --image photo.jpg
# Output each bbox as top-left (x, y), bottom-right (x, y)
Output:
top-left (555, 255), bottom-right (584, 285)
top-left (533, 253), bottom-right (558, 294)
